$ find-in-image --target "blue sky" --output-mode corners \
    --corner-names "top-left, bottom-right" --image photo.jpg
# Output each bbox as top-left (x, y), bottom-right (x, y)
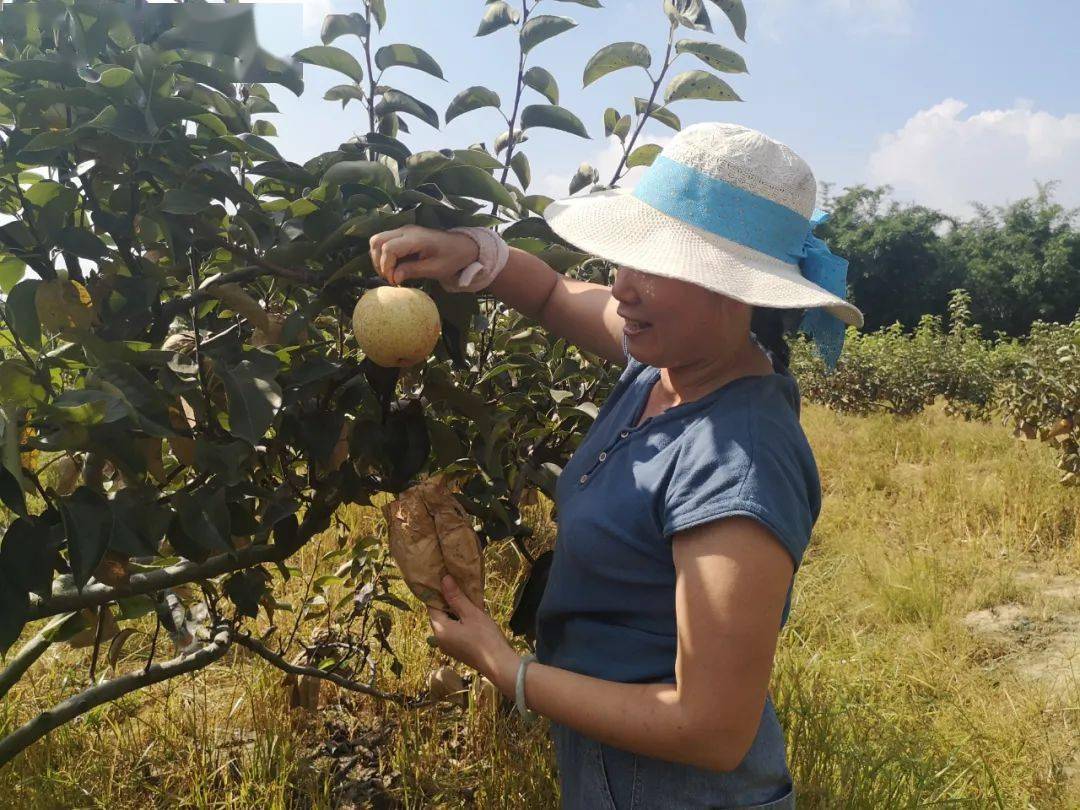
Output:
top-left (246, 0), bottom-right (1080, 219)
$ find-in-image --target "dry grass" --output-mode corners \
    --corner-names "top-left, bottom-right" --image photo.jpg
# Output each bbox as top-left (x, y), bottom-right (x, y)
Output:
top-left (1, 403), bottom-right (1078, 808)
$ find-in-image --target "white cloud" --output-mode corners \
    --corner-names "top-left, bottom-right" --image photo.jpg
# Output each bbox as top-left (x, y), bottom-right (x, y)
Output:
top-left (758, 0), bottom-right (913, 39)
top-left (866, 99), bottom-right (1080, 219)
top-left (230, 0), bottom-right (332, 33)
top-left (300, 0), bottom-right (335, 33)
top-left (533, 133), bottom-right (676, 200)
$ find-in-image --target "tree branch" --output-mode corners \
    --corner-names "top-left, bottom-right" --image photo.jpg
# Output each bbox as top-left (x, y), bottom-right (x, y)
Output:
top-left (609, 21), bottom-right (677, 187)
top-left (28, 489), bottom-right (346, 621)
top-left (26, 544), bottom-right (285, 621)
top-left (200, 234), bottom-right (308, 283)
top-left (0, 613), bottom-right (75, 700)
top-left (232, 634), bottom-right (426, 707)
top-left (155, 264), bottom-right (275, 329)
top-left (0, 626), bottom-right (232, 769)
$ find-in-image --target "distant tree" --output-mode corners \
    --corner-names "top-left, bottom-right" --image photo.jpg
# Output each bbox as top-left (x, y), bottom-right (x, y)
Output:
top-left (945, 182), bottom-right (1080, 336)
top-left (819, 183), bottom-right (1080, 337)
top-left (817, 185), bottom-right (961, 333)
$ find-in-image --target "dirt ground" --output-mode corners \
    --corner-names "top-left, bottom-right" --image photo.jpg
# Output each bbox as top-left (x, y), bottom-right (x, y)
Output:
top-left (964, 565), bottom-right (1080, 791)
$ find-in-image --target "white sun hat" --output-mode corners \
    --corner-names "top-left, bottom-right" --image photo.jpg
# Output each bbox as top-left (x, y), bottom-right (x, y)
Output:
top-left (542, 122), bottom-right (864, 364)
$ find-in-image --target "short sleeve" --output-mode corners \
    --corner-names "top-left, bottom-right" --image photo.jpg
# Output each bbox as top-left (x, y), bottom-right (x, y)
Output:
top-left (662, 412), bottom-right (820, 570)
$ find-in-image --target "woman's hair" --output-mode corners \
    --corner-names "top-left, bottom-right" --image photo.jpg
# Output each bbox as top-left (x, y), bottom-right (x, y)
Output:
top-left (750, 307), bottom-right (804, 369)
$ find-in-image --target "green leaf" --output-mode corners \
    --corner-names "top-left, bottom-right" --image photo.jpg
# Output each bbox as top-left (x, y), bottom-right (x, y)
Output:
top-left (60, 487), bottom-right (111, 590)
top-left (0, 256), bottom-right (26, 295)
top-left (0, 572), bottom-right (28, 655)
top-left (324, 84), bottom-right (366, 108)
top-left (576, 402), bottom-right (600, 419)
top-left (84, 105), bottom-right (154, 142)
top-left (323, 160), bottom-right (397, 192)
top-left (176, 61), bottom-right (237, 95)
top-left (675, 39), bottom-right (748, 74)
top-left (159, 3), bottom-right (260, 58)
top-left (368, 0), bottom-right (388, 30)
top-left (708, 0), bottom-right (747, 41)
top-left (48, 389), bottom-right (128, 426)
top-left (511, 152), bottom-right (531, 190)
top-left (627, 143), bottom-right (663, 168)
top-left (523, 195), bottom-right (553, 215)
top-left (583, 42), bottom-right (651, 87)
top-left (520, 104), bottom-right (589, 138)
top-left (375, 44), bottom-right (445, 80)
top-left (520, 15), bottom-right (577, 54)
top-left (1, 518), bottom-right (57, 598)
top-left (23, 130), bottom-right (78, 152)
top-left (664, 70), bottom-right (741, 103)
top-left (429, 166), bottom-right (517, 211)
top-left (523, 66), bottom-right (559, 105)
top-left (97, 66), bottom-right (133, 88)
top-left (445, 86), bottom-right (501, 124)
top-left (251, 159), bottom-right (317, 184)
top-left (321, 12), bottom-right (370, 44)
top-left (0, 466), bottom-right (27, 519)
top-left (404, 151), bottom-right (455, 188)
top-left (380, 401), bottom-right (430, 491)
top-left (194, 439), bottom-right (255, 488)
top-left (161, 189), bottom-right (213, 215)
top-left (214, 358), bottom-right (283, 446)
top-left (224, 568), bottom-right (270, 618)
top-left (108, 489), bottom-right (170, 558)
top-left (0, 59), bottom-right (77, 84)
top-left (603, 108), bottom-right (619, 138)
top-left (192, 113), bottom-right (228, 137)
top-left (175, 486), bottom-right (233, 555)
top-left (149, 96), bottom-right (207, 127)
top-left (6, 280), bottom-right (41, 349)
top-left (0, 360), bottom-right (46, 407)
top-left (293, 45), bottom-right (364, 83)
top-left (451, 149), bottom-right (506, 171)
top-left (477, 2), bottom-right (518, 36)
top-left (215, 133), bottom-right (282, 161)
top-left (376, 88), bottom-right (440, 129)
top-left (552, 0), bottom-right (603, 6)
top-left (56, 228), bottom-right (108, 259)
top-left (634, 98), bottom-right (681, 131)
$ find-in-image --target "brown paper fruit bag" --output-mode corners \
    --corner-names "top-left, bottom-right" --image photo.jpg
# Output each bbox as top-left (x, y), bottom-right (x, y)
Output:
top-left (383, 479), bottom-right (485, 612)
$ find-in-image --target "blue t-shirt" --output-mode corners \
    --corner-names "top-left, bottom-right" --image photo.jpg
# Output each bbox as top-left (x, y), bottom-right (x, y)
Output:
top-left (535, 354), bottom-right (821, 684)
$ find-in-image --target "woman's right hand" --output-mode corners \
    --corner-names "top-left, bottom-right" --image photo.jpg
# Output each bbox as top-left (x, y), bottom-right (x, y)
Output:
top-left (368, 225), bottom-right (479, 287)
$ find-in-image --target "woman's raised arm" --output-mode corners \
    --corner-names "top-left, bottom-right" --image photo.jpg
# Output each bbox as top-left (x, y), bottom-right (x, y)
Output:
top-left (369, 226), bottom-right (626, 363)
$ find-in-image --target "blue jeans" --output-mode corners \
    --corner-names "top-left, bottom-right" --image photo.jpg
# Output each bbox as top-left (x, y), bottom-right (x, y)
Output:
top-left (549, 700), bottom-right (795, 809)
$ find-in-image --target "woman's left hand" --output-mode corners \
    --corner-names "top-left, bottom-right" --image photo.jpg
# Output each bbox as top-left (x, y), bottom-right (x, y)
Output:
top-left (428, 575), bottom-right (520, 695)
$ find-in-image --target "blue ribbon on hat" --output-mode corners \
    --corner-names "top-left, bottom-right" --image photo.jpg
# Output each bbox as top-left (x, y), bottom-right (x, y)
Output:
top-left (798, 210), bottom-right (849, 370)
top-left (631, 155), bottom-right (852, 370)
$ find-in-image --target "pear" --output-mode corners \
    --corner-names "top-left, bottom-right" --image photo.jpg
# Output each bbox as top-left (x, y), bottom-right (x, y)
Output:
top-left (352, 286), bottom-right (441, 368)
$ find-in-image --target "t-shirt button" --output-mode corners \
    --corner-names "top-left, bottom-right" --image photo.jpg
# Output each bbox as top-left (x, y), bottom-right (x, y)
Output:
top-left (619, 431), bottom-right (630, 439)
top-left (579, 474), bottom-right (589, 484)
top-left (598, 452), bottom-right (608, 462)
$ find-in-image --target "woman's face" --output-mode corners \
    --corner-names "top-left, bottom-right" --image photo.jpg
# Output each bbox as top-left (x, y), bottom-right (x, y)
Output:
top-left (611, 266), bottom-right (750, 369)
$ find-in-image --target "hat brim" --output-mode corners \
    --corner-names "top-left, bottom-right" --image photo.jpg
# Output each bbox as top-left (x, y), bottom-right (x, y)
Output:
top-left (542, 187), bottom-right (864, 328)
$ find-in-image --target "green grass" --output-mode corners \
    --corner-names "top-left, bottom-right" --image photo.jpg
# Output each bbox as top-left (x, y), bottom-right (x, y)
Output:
top-left (1, 403), bottom-right (1077, 808)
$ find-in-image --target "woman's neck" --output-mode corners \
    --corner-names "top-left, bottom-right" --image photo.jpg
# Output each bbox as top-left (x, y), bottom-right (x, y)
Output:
top-left (656, 337), bottom-right (773, 408)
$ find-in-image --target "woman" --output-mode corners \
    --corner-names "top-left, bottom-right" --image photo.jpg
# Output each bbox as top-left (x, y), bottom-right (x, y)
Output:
top-left (368, 123), bottom-right (863, 809)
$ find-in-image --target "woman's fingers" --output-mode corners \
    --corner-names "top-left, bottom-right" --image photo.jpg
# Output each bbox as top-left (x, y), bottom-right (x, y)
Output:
top-left (393, 257), bottom-right (439, 284)
top-left (370, 228), bottom-right (428, 284)
top-left (427, 606), bottom-right (457, 637)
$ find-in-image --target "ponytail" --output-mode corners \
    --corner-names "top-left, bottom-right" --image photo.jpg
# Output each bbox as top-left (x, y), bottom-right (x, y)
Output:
top-left (750, 307), bottom-right (804, 370)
